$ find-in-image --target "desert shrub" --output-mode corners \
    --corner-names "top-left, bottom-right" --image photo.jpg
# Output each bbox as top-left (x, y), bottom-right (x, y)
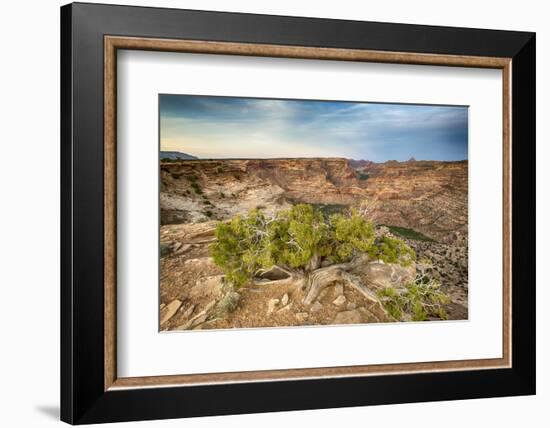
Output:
top-left (210, 209), bottom-right (269, 287)
top-left (216, 167), bottom-right (224, 174)
top-left (191, 182), bottom-right (202, 194)
top-left (214, 291), bottom-right (240, 316)
top-left (377, 275), bottom-right (449, 321)
top-left (330, 209), bottom-right (376, 262)
top-left (211, 204), bottom-right (415, 288)
top-left (357, 172), bottom-right (369, 180)
top-left (160, 242), bottom-right (172, 257)
top-left (368, 235), bottom-right (416, 266)
top-left (219, 192), bottom-right (225, 198)
top-left (203, 210), bottom-right (213, 218)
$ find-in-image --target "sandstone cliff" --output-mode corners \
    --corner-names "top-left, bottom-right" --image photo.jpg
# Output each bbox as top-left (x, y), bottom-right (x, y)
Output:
top-left (161, 157), bottom-right (467, 242)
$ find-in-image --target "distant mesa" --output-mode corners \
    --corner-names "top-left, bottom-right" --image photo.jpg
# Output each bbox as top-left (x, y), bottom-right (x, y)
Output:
top-left (161, 151), bottom-right (198, 160)
top-left (347, 159), bottom-right (374, 169)
top-left (407, 157), bottom-right (417, 162)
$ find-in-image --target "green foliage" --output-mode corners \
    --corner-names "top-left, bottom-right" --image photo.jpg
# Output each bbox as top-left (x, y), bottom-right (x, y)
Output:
top-left (190, 181), bottom-right (202, 194)
top-left (377, 276), bottom-right (450, 321)
top-left (330, 209), bottom-right (375, 262)
top-left (268, 204), bottom-right (332, 270)
top-left (216, 166), bottom-right (224, 174)
top-left (211, 204), bottom-right (416, 288)
top-left (210, 209), bottom-right (270, 287)
top-left (368, 235), bottom-right (416, 266)
top-left (357, 172), bottom-right (369, 180)
top-left (384, 225), bottom-right (435, 242)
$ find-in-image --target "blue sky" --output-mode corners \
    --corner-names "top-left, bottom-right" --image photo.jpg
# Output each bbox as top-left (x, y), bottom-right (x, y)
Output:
top-left (160, 95), bottom-right (468, 162)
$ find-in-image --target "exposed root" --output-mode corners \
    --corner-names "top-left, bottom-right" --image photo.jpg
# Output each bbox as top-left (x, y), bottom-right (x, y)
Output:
top-left (250, 260), bottom-right (386, 314)
top-left (302, 264), bottom-right (380, 305)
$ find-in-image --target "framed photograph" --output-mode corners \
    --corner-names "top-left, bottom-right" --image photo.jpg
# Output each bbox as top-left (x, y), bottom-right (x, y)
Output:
top-left (61, 2), bottom-right (535, 424)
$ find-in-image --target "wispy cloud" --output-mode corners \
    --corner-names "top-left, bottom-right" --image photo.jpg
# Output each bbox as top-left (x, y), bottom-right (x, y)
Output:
top-left (160, 95), bottom-right (468, 162)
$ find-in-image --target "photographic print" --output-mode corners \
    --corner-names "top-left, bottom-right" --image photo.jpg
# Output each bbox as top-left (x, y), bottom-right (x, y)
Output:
top-left (159, 95), bottom-right (468, 331)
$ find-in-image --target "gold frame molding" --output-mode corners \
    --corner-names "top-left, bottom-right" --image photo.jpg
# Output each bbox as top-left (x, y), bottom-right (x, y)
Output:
top-left (104, 36), bottom-right (512, 391)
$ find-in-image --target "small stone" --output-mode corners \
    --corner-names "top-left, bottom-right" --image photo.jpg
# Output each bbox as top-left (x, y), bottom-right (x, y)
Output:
top-left (346, 302), bottom-right (357, 310)
top-left (181, 304), bottom-right (195, 319)
top-left (278, 304), bottom-right (291, 313)
top-left (174, 243), bottom-right (191, 254)
top-left (172, 242), bottom-right (182, 252)
top-left (295, 312), bottom-right (309, 322)
top-left (281, 293), bottom-right (289, 306)
top-left (191, 313), bottom-right (208, 328)
top-left (160, 299), bottom-right (182, 325)
top-left (176, 310), bottom-right (208, 330)
top-left (318, 288), bottom-right (330, 301)
top-left (333, 295), bottom-right (346, 306)
top-left (267, 298), bottom-right (280, 315)
top-left (310, 301), bottom-right (323, 313)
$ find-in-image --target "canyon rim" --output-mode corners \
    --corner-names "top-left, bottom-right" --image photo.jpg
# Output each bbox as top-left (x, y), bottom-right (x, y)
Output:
top-left (158, 95), bottom-right (469, 331)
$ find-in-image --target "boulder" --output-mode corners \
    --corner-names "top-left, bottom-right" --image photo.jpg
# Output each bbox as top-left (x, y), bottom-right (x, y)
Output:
top-left (160, 299), bottom-right (182, 325)
top-left (181, 304), bottom-right (195, 319)
top-left (310, 301), bottom-right (323, 313)
top-left (258, 266), bottom-right (291, 281)
top-left (332, 310), bottom-right (362, 325)
top-left (353, 261), bottom-right (415, 290)
top-left (333, 295), bottom-right (346, 306)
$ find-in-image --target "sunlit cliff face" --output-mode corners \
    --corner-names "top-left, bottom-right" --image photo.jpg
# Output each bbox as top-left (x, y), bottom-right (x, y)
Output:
top-left (160, 158), bottom-right (467, 243)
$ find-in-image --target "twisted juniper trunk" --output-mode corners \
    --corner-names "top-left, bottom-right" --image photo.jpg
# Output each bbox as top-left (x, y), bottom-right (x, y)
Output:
top-left (253, 255), bottom-right (382, 308)
top-left (302, 263), bottom-right (380, 305)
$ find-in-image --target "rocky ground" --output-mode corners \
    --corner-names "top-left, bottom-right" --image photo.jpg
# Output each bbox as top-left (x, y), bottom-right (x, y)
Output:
top-left (159, 158), bottom-right (469, 330)
top-left (159, 222), bottom-right (468, 331)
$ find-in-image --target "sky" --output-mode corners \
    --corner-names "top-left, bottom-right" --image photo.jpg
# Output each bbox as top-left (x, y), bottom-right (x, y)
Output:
top-left (159, 94), bottom-right (468, 162)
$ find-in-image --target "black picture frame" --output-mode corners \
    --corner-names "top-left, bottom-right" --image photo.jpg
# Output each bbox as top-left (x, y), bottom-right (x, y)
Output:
top-left (61, 2), bottom-right (535, 424)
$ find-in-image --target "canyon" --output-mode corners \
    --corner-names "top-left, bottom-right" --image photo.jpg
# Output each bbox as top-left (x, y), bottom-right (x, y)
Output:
top-left (159, 157), bottom-right (469, 330)
top-left (160, 157), bottom-right (467, 242)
